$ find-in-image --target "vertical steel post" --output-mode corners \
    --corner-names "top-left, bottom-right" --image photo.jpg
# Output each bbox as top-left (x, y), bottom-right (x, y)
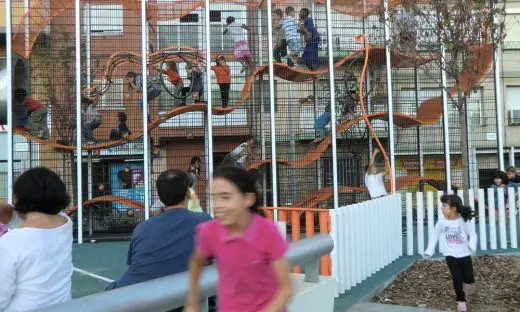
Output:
top-left (6, 0), bottom-right (13, 205)
top-left (75, 0), bottom-right (84, 243)
top-left (204, 0), bottom-right (214, 216)
top-left (383, 0), bottom-right (396, 193)
top-left (325, 0), bottom-right (339, 209)
top-left (494, 35), bottom-right (505, 171)
top-left (441, 46), bottom-right (452, 189)
top-left (266, 0), bottom-right (279, 216)
top-left (141, 0), bottom-right (151, 220)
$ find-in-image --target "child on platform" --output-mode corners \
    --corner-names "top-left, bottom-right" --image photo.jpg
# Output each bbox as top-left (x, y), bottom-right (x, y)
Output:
top-left (180, 62), bottom-right (204, 104)
top-left (365, 148), bottom-right (388, 199)
top-left (424, 194), bottom-right (477, 312)
top-left (224, 16), bottom-right (253, 73)
top-left (211, 55), bottom-right (231, 108)
top-left (82, 96), bottom-right (102, 143)
top-left (126, 71), bottom-right (163, 112)
top-left (283, 6), bottom-right (300, 67)
top-left (185, 166), bottom-right (292, 312)
top-left (273, 8), bottom-right (287, 63)
top-left (299, 8), bottom-right (320, 70)
top-left (109, 112), bottom-right (132, 140)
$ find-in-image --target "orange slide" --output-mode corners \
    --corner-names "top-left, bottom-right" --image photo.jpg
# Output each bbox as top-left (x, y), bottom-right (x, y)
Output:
top-left (13, 103), bottom-right (236, 151)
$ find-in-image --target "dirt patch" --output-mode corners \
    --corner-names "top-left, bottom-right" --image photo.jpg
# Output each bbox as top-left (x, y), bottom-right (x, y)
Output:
top-left (375, 255), bottom-right (520, 311)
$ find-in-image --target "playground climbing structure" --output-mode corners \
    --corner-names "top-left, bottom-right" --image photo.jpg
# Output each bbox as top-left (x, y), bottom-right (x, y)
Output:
top-left (6, 0), bottom-right (501, 239)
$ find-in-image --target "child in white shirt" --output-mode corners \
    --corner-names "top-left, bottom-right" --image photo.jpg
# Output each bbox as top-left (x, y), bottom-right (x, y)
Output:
top-left (364, 148), bottom-right (388, 199)
top-left (224, 16), bottom-right (252, 73)
top-left (282, 6), bottom-right (300, 67)
top-left (424, 194), bottom-right (477, 312)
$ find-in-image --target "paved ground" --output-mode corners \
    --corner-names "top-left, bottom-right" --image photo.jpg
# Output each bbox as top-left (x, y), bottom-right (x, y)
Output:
top-left (346, 302), bottom-right (445, 311)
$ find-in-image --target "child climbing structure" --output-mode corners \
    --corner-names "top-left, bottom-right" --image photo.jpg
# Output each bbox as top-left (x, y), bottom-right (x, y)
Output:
top-left (7, 0), bottom-right (500, 237)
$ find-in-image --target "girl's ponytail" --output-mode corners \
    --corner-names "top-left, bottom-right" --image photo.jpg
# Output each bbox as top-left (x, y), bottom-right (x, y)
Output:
top-left (459, 205), bottom-right (476, 221)
top-left (440, 194), bottom-right (476, 221)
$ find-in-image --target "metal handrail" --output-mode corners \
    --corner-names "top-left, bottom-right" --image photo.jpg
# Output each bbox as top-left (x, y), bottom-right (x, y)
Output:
top-left (36, 234), bottom-right (334, 312)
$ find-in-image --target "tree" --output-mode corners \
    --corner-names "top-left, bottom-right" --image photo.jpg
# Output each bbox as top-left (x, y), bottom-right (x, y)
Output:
top-left (387, 0), bottom-right (506, 197)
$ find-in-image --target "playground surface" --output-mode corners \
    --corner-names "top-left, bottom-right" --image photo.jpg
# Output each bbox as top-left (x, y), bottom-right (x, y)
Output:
top-left (71, 241), bottom-right (424, 311)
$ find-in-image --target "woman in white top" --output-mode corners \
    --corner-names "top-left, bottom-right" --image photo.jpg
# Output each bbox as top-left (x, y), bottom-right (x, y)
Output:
top-left (0, 167), bottom-right (73, 312)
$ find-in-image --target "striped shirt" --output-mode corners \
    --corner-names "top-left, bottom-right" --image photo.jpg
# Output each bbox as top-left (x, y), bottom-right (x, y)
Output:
top-left (282, 16), bottom-right (299, 42)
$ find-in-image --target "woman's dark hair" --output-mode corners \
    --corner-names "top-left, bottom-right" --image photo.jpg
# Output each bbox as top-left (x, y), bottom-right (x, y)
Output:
top-left (493, 170), bottom-right (509, 185)
top-left (13, 167), bottom-right (70, 214)
top-left (299, 8), bottom-right (311, 19)
top-left (81, 96), bottom-right (94, 105)
top-left (156, 169), bottom-right (190, 206)
top-left (440, 194), bottom-right (475, 221)
top-left (226, 16), bottom-right (235, 25)
top-left (190, 156), bottom-right (202, 165)
top-left (213, 166), bottom-right (263, 215)
top-left (273, 8), bottom-right (283, 17)
top-left (118, 112), bottom-right (127, 123)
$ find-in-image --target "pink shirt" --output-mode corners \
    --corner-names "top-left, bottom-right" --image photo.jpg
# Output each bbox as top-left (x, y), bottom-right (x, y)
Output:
top-left (196, 214), bottom-right (288, 312)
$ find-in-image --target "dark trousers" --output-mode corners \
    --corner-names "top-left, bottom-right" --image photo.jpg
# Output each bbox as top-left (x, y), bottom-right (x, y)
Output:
top-left (445, 256), bottom-right (475, 302)
top-left (219, 83), bottom-right (231, 108)
top-left (180, 87), bottom-right (203, 104)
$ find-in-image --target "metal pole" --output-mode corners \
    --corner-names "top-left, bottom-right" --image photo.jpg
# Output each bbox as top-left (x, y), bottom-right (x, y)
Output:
top-left (141, 0), bottom-right (151, 220)
top-left (326, 0), bottom-right (339, 209)
top-left (75, 0), bottom-right (84, 244)
top-left (510, 146), bottom-right (515, 167)
top-left (440, 46), bottom-right (452, 189)
top-left (383, 0), bottom-right (396, 193)
top-left (258, 9), bottom-right (267, 206)
top-left (494, 40), bottom-right (505, 171)
top-left (204, 0), bottom-right (214, 216)
top-left (6, 0), bottom-right (13, 205)
top-left (24, 0), bottom-right (29, 57)
top-left (363, 17), bottom-right (373, 158)
top-left (288, 83), bottom-right (297, 204)
top-left (86, 3), bottom-right (93, 236)
top-left (266, 0), bottom-right (279, 215)
top-left (87, 151), bottom-right (93, 236)
top-left (414, 68), bottom-right (424, 176)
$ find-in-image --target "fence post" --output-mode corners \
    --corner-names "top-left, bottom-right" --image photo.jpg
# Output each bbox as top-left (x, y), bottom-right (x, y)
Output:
top-left (336, 209), bottom-right (344, 294)
top-left (508, 187), bottom-right (517, 248)
top-left (406, 193), bottom-right (414, 255)
top-left (468, 189), bottom-right (476, 231)
top-left (347, 206), bottom-right (356, 289)
top-left (329, 208), bottom-right (339, 296)
top-left (478, 189), bottom-right (487, 251)
top-left (488, 188), bottom-right (497, 249)
top-left (437, 191), bottom-right (445, 254)
top-left (426, 192), bottom-right (434, 250)
top-left (417, 192), bottom-right (424, 255)
top-left (304, 258), bottom-right (320, 283)
top-left (497, 187), bottom-right (507, 249)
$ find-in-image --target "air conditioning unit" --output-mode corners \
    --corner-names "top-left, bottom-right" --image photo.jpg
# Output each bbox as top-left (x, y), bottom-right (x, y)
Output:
top-left (508, 110), bottom-right (520, 126)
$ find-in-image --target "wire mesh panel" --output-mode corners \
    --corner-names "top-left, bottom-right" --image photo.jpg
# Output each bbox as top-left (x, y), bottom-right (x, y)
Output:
top-left (4, 0), bottom-right (506, 239)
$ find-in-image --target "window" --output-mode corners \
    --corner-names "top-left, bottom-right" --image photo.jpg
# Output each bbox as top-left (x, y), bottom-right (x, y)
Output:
top-left (87, 4), bottom-right (123, 36)
top-left (322, 156), bottom-right (361, 187)
top-left (504, 12), bottom-right (520, 49)
top-left (99, 79), bottom-right (124, 109)
top-left (506, 86), bottom-right (520, 111)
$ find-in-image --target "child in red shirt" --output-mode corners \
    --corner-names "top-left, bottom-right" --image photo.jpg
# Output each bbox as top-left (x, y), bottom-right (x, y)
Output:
top-left (186, 166), bottom-right (292, 312)
top-left (211, 55), bottom-right (231, 108)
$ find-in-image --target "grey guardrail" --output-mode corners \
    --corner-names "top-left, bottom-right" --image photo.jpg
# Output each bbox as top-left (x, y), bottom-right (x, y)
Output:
top-left (36, 234), bottom-right (334, 312)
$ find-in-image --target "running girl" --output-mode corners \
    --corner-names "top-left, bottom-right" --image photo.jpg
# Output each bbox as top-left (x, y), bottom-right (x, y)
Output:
top-left (424, 194), bottom-right (477, 312)
top-left (224, 16), bottom-right (253, 73)
top-left (185, 166), bottom-right (292, 312)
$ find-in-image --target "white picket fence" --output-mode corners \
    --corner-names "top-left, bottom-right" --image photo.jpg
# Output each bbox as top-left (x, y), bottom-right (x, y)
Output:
top-left (404, 188), bottom-right (520, 255)
top-left (329, 194), bottom-right (403, 297)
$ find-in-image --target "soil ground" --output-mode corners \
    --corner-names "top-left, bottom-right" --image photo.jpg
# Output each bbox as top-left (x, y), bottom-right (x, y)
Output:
top-left (375, 255), bottom-right (520, 312)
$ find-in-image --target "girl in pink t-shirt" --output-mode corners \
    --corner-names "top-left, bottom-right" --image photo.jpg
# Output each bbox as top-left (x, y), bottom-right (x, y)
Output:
top-left (185, 167), bottom-right (292, 312)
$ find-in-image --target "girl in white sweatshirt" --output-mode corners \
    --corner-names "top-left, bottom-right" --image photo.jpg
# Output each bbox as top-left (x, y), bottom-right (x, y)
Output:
top-left (424, 194), bottom-right (477, 312)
